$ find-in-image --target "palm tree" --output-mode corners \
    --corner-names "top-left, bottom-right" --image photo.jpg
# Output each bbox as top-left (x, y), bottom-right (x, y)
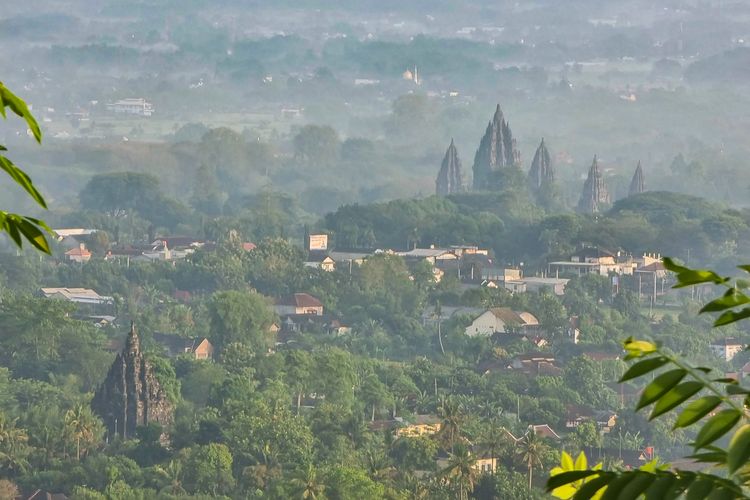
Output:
top-left (0, 414), bottom-right (29, 474)
top-left (439, 447), bottom-right (479, 500)
top-left (516, 429), bottom-right (549, 491)
top-left (437, 397), bottom-right (465, 453)
top-left (477, 418), bottom-right (513, 472)
top-left (64, 404), bottom-right (101, 461)
top-left (290, 463), bottom-right (325, 499)
top-left (155, 460), bottom-right (186, 496)
top-left (434, 300), bottom-right (445, 355)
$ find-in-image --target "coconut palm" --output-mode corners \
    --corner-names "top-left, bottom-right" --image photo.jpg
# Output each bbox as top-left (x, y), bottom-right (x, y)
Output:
top-left (290, 463), bottom-right (326, 499)
top-left (0, 414), bottom-right (29, 474)
top-left (64, 404), bottom-right (101, 461)
top-left (155, 460), bottom-right (186, 496)
top-left (439, 447), bottom-right (478, 500)
top-left (516, 429), bottom-right (549, 490)
top-left (437, 396), bottom-right (465, 453)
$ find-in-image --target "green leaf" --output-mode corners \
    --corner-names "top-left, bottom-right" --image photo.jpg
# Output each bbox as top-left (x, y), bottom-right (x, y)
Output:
top-left (622, 338), bottom-right (658, 359)
top-left (663, 257), bottom-right (689, 273)
top-left (620, 357), bottom-right (669, 383)
top-left (686, 477), bottom-right (714, 500)
top-left (714, 308), bottom-right (750, 327)
top-left (649, 381), bottom-right (703, 420)
top-left (674, 396), bottom-right (723, 429)
top-left (686, 451), bottom-right (727, 464)
top-left (727, 424), bottom-right (750, 474)
top-left (600, 473), bottom-right (636, 500)
top-left (637, 369), bottom-right (687, 410)
top-left (0, 82), bottom-right (42, 142)
top-left (726, 384), bottom-right (750, 395)
top-left (668, 473), bottom-right (696, 498)
top-left (546, 470), bottom-right (601, 491)
top-left (571, 474), bottom-right (612, 500)
top-left (617, 472), bottom-right (656, 500)
top-left (0, 155), bottom-right (47, 208)
top-left (672, 269), bottom-right (727, 288)
top-left (15, 217), bottom-right (50, 253)
top-left (561, 451), bottom-right (574, 471)
top-left (700, 289), bottom-right (750, 313)
top-left (706, 487), bottom-right (738, 500)
top-left (645, 474), bottom-right (676, 500)
top-left (693, 409), bottom-right (741, 450)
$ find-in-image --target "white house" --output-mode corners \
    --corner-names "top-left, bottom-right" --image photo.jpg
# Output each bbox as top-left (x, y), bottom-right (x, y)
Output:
top-left (106, 98), bottom-right (154, 116)
top-left (710, 338), bottom-right (744, 361)
top-left (465, 308), bottom-right (539, 337)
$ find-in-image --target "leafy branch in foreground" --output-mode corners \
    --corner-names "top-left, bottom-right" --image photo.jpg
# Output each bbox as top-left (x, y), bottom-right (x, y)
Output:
top-left (0, 81), bottom-right (50, 253)
top-left (547, 258), bottom-right (750, 499)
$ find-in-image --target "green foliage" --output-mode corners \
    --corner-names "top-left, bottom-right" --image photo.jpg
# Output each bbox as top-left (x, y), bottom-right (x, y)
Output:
top-left (0, 81), bottom-right (50, 253)
top-left (547, 259), bottom-right (750, 499)
top-left (207, 289), bottom-right (276, 350)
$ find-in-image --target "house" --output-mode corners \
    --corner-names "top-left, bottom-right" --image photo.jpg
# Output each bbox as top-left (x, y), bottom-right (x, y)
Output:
top-left (565, 405), bottom-right (617, 433)
top-left (395, 415), bottom-right (442, 437)
top-left (52, 228), bottom-right (97, 240)
top-left (510, 353), bottom-right (562, 376)
top-left (464, 308), bottom-right (539, 337)
top-left (634, 259), bottom-right (669, 302)
top-left (473, 453), bottom-right (499, 474)
top-left (106, 98), bottom-right (154, 116)
top-left (275, 293), bottom-right (324, 316)
top-left (583, 446), bottom-right (655, 470)
top-left (64, 244), bottom-right (92, 263)
top-left (304, 251), bottom-right (336, 271)
top-left (397, 247), bottom-right (458, 265)
top-left (522, 277), bottom-right (569, 295)
top-left (152, 333), bottom-right (214, 360)
top-left (327, 319), bottom-right (351, 335)
top-left (328, 250), bottom-right (376, 268)
top-left (40, 287), bottom-right (114, 306)
top-left (547, 247), bottom-right (638, 277)
top-left (529, 424), bottom-right (561, 440)
top-left (505, 424), bottom-right (561, 442)
top-left (710, 338), bottom-right (744, 361)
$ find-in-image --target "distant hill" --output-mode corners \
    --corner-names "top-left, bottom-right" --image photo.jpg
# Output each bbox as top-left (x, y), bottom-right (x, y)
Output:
top-left (685, 48), bottom-right (750, 83)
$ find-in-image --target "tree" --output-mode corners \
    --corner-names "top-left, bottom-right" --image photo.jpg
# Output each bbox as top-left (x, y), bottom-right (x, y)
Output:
top-left (0, 413), bottom-right (30, 474)
top-left (183, 443), bottom-right (235, 495)
top-left (290, 463), bottom-right (326, 499)
top-left (517, 430), bottom-right (549, 491)
top-left (437, 397), bottom-right (465, 453)
top-left (208, 289), bottom-right (276, 350)
top-left (154, 460), bottom-right (186, 496)
top-left (439, 447), bottom-right (478, 500)
top-left (293, 125), bottom-right (340, 166)
top-left (0, 81), bottom-right (50, 253)
top-left (324, 465), bottom-right (385, 500)
top-left (64, 403), bottom-right (103, 461)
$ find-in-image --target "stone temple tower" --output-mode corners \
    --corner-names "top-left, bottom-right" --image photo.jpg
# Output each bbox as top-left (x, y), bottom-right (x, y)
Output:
top-left (92, 322), bottom-right (173, 439)
top-left (629, 161), bottom-right (645, 196)
top-left (577, 155), bottom-right (611, 214)
top-left (472, 104), bottom-right (521, 190)
top-left (436, 138), bottom-right (464, 196)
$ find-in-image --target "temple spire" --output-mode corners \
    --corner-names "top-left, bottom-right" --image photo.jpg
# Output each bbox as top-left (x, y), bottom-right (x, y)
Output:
top-left (472, 103), bottom-right (520, 190)
top-left (436, 139), bottom-right (464, 196)
top-left (628, 161), bottom-right (645, 196)
top-left (528, 137), bottom-right (554, 190)
top-left (577, 155), bottom-right (611, 214)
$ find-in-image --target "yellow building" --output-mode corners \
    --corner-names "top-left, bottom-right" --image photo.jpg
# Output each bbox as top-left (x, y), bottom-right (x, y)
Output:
top-left (395, 415), bottom-right (442, 437)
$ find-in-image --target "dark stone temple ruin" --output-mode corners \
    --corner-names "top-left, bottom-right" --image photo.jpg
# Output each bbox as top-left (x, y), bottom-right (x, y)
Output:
top-left (92, 322), bottom-right (173, 439)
